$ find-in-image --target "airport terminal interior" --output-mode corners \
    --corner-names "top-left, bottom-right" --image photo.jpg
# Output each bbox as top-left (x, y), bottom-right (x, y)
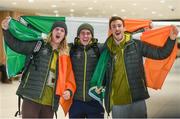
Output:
top-left (0, 0), bottom-right (180, 118)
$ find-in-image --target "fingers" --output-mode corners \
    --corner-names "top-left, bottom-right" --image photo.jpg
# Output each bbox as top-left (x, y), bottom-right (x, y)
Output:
top-left (1, 16), bottom-right (11, 30)
top-left (62, 90), bottom-right (70, 100)
top-left (95, 87), bottom-right (103, 94)
top-left (170, 25), bottom-right (179, 40)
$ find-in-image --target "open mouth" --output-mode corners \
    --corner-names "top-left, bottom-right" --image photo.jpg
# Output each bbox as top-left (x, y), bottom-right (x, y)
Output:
top-left (115, 32), bottom-right (121, 36)
top-left (56, 35), bottom-right (60, 39)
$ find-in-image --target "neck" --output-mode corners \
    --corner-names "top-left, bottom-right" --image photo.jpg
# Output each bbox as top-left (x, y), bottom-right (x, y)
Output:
top-left (113, 35), bottom-right (124, 45)
top-left (50, 42), bottom-right (58, 50)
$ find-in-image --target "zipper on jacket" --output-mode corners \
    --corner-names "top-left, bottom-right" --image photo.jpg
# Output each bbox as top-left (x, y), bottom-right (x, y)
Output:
top-left (39, 52), bottom-right (53, 98)
top-left (83, 48), bottom-right (87, 101)
top-left (23, 72), bottom-right (30, 88)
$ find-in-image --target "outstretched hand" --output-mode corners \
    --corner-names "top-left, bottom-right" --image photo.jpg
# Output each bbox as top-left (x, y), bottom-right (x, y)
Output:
top-left (170, 25), bottom-right (179, 40)
top-left (1, 16), bottom-right (11, 30)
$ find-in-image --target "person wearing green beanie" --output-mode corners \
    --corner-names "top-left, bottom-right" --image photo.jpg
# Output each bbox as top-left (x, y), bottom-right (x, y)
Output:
top-left (69, 23), bottom-right (104, 118)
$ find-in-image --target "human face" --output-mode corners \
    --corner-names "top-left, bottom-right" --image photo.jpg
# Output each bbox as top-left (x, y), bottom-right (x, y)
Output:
top-left (110, 20), bottom-right (125, 43)
top-left (79, 29), bottom-right (92, 46)
top-left (51, 27), bottom-right (65, 45)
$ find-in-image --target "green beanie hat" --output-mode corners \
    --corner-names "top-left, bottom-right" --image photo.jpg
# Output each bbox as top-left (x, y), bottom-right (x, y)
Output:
top-left (77, 23), bottom-right (94, 37)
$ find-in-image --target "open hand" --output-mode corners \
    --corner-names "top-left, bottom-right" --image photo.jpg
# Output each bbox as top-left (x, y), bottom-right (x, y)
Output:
top-left (170, 25), bottom-right (179, 40)
top-left (1, 16), bottom-right (11, 30)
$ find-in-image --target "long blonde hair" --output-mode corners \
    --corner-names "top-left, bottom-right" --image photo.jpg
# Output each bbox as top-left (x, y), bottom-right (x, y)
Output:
top-left (45, 32), bottom-right (69, 55)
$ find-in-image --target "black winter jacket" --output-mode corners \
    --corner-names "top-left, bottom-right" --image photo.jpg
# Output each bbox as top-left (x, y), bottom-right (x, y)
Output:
top-left (104, 35), bottom-right (176, 113)
top-left (3, 30), bottom-right (60, 111)
top-left (70, 38), bottom-right (103, 101)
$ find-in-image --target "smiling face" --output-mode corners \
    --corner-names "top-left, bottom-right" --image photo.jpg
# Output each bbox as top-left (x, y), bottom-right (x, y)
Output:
top-left (110, 19), bottom-right (125, 43)
top-left (79, 29), bottom-right (92, 46)
top-left (51, 27), bottom-right (66, 45)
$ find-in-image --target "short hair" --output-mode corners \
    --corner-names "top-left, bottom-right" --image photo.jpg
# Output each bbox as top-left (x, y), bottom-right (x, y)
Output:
top-left (109, 16), bottom-right (124, 29)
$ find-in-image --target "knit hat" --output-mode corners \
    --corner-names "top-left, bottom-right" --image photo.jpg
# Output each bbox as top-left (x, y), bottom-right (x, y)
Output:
top-left (77, 23), bottom-right (94, 37)
top-left (50, 21), bottom-right (67, 35)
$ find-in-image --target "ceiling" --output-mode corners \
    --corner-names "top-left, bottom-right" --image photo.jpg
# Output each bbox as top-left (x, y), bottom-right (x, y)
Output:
top-left (0, 0), bottom-right (180, 20)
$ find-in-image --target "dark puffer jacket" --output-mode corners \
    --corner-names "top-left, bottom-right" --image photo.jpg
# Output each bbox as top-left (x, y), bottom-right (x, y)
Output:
top-left (3, 30), bottom-right (60, 111)
top-left (70, 38), bottom-right (103, 101)
top-left (104, 35), bottom-right (176, 114)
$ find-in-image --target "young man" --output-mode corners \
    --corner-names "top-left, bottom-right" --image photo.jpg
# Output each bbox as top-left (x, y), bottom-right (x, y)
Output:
top-left (100, 16), bottom-right (178, 118)
top-left (1, 17), bottom-right (76, 118)
top-left (69, 23), bottom-right (104, 118)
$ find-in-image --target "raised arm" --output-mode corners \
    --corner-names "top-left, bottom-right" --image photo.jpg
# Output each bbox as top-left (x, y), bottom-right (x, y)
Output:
top-left (138, 25), bottom-right (179, 59)
top-left (1, 17), bottom-right (37, 55)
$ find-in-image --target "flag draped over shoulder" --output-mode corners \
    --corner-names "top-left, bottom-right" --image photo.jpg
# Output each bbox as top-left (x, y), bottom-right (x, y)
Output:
top-left (4, 16), bottom-right (76, 115)
top-left (4, 16), bottom-right (65, 77)
top-left (89, 21), bottom-right (177, 102)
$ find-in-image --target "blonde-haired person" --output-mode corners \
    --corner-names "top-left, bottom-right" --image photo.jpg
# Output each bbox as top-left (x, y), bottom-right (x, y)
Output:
top-left (1, 17), bottom-right (76, 118)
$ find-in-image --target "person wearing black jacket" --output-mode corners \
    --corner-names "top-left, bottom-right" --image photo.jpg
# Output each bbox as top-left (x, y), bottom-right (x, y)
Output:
top-left (101, 16), bottom-right (178, 118)
top-left (69, 23), bottom-right (104, 118)
top-left (1, 17), bottom-right (75, 118)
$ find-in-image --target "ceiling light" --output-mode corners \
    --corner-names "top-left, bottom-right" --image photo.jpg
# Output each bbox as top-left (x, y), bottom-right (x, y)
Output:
top-left (12, 2), bottom-right (17, 5)
top-left (132, 3), bottom-right (137, 6)
top-left (168, 5), bottom-right (173, 9)
top-left (70, 9), bottom-right (74, 12)
top-left (160, 0), bottom-right (165, 3)
top-left (121, 9), bottom-right (126, 12)
top-left (93, 0), bottom-right (97, 3)
top-left (53, 10), bottom-right (58, 13)
top-left (55, 14), bottom-right (59, 17)
top-left (151, 11), bottom-right (156, 14)
top-left (28, 0), bottom-right (34, 3)
top-left (113, 14), bottom-right (117, 16)
top-left (70, 13), bottom-right (74, 17)
top-left (88, 7), bottom-right (93, 10)
top-left (143, 8), bottom-right (148, 10)
top-left (51, 5), bottom-right (57, 8)
top-left (71, 3), bottom-right (75, 6)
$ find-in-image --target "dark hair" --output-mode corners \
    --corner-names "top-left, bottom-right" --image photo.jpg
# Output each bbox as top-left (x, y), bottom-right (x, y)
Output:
top-left (109, 16), bottom-right (124, 29)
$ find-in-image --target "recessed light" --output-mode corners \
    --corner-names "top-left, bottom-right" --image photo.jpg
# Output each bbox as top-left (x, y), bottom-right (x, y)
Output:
top-left (88, 7), bottom-right (93, 10)
top-left (55, 14), bottom-right (59, 17)
top-left (113, 14), bottom-right (117, 16)
top-left (160, 0), bottom-right (165, 3)
top-left (121, 9), bottom-right (126, 12)
top-left (28, 0), bottom-right (34, 3)
top-left (71, 3), bottom-right (75, 6)
top-left (151, 11), bottom-right (156, 14)
top-left (12, 2), bottom-right (17, 5)
top-left (53, 10), bottom-right (58, 13)
top-left (143, 8), bottom-right (148, 10)
top-left (132, 3), bottom-right (137, 6)
top-left (93, 0), bottom-right (97, 3)
top-left (70, 9), bottom-right (74, 12)
top-left (51, 5), bottom-right (57, 8)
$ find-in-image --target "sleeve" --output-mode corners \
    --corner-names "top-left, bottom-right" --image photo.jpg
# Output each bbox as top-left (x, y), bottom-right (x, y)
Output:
top-left (3, 29), bottom-right (37, 55)
top-left (137, 37), bottom-right (176, 60)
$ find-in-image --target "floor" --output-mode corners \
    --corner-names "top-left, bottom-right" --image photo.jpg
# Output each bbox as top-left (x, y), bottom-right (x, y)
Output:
top-left (0, 58), bottom-right (180, 118)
